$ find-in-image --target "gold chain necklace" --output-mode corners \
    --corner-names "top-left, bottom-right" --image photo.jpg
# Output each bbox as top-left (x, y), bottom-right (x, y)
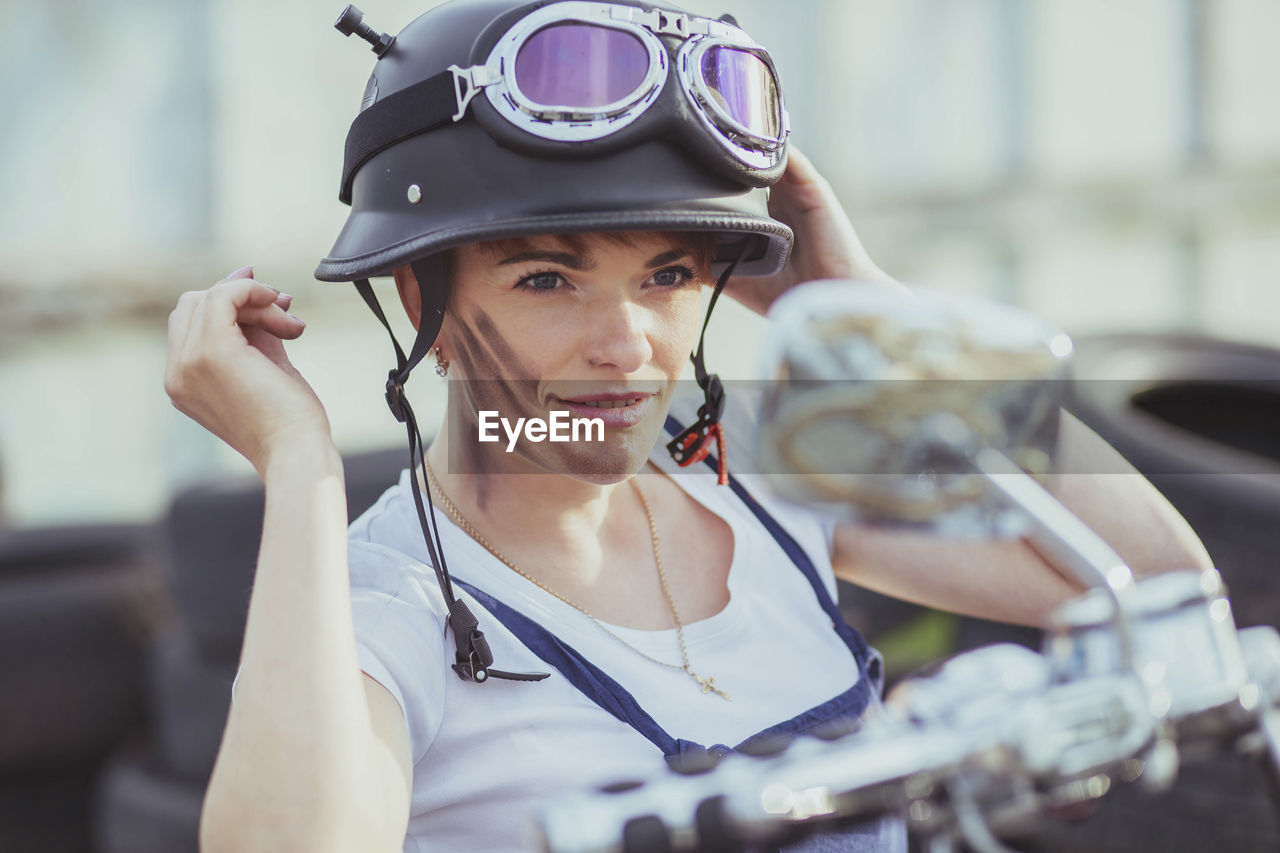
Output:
top-left (422, 456), bottom-right (731, 700)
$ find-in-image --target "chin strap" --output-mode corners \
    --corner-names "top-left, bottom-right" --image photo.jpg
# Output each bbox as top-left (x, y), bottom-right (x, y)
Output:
top-left (665, 240), bottom-right (748, 486)
top-left (353, 258), bottom-right (549, 684)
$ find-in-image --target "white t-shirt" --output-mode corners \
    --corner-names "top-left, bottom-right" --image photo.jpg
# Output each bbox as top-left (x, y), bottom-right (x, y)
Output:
top-left (234, 398), bottom-right (883, 852)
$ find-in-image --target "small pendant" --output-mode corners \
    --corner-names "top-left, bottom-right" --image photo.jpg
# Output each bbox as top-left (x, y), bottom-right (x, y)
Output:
top-left (695, 674), bottom-right (733, 701)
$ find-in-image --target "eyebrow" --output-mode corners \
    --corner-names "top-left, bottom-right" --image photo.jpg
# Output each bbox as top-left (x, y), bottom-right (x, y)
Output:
top-left (496, 251), bottom-right (595, 271)
top-left (645, 249), bottom-right (689, 267)
top-left (494, 248), bottom-right (691, 271)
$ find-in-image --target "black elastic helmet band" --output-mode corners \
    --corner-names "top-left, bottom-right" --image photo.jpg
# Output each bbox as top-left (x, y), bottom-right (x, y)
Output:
top-left (341, 70), bottom-right (459, 203)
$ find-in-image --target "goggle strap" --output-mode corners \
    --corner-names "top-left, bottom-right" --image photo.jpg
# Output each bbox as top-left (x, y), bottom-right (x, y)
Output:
top-left (353, 272), bottom-right (549, 684)
top-left (341, 69), bottom-right (460, 203)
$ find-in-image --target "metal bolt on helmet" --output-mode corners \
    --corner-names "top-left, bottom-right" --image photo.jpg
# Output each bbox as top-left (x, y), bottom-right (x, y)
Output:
top-left (321, 0), bottom-right (795, 685)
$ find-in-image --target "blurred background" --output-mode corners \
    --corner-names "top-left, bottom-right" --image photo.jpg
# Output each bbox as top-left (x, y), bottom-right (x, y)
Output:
top-left (1, 0), bottom-right (1277, 851)
top-left (2, 0), bottom-right (1278, 525)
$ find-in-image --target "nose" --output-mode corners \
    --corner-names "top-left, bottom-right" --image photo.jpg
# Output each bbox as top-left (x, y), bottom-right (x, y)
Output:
top-left (582, 295), bottom-right (653, 374)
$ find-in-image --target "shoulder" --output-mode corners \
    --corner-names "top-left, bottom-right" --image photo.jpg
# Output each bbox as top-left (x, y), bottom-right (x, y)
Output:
top-left (346, 470), bottom-right (451, 626)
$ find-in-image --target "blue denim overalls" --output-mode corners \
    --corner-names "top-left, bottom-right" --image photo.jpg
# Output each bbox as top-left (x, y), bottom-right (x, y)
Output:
top-left (450, 418), bottom-right (908, 851)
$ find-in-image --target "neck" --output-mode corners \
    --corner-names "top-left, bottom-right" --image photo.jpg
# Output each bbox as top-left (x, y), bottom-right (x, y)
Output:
top-left (424, 401), bottom-right (647, 588)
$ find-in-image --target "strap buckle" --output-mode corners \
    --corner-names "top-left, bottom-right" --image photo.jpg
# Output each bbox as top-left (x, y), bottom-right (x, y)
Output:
top-left (385, 370), bottom-right (409, 423)
top-left (700, 374), bottom-right (726, 423)
top-left (621, 7), bottom-right (691, 38)
top-left (447, 63), bottom-right (500, 122)
top-left (667, 424), bottom-right (712, 467)
top-left (452, 646), bottom-right (490, 682)
top-left (452, 626), bottom-right (492, 683)
top-left (666, 375), bottom-right (725, 466)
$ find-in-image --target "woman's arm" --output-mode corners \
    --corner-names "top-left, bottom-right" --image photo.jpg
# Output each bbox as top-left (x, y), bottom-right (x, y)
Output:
top-left (200, 441), bottom-right (410, 853)
top-left (832, 412), bottom-right (1214, 627)
top-left (165, 272), bottom-right (410, 853)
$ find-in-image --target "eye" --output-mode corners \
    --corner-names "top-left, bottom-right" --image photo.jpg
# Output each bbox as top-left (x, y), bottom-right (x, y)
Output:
top-left (648, 265), bottom-right (696, 288)
top-left (515, 270), bottom-right (566, 293)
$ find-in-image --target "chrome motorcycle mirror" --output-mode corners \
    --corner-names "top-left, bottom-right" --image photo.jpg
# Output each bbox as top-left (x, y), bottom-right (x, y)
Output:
top-left (757, 280), bottom-right (1138, 664)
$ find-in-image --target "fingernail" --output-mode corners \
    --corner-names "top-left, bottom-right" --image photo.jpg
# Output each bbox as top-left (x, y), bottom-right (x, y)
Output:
top-left (289, 314), bottom-right (306, 327)
top-left (227, 264), bottom-right (254, 279)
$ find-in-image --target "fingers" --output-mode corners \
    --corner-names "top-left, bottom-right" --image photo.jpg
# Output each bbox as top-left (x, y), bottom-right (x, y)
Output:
top-left (202, 276), bottom-right (290, 328)
top-left (784, 146), bottom-right (820, 177)
top-left (778, 146), bottom-right (833, 198)
top-left (785, 145), bottom-right (813, 171)
top-left (194, 273), bottom-right (307, 350)
top-left (166, 290), bottom-right (204, 406)
top-left (237, 301), bottom-right (306, 340)
top-left (240, 321), bottom-right (290, 368)
top-left (167, 290), bottom-right (201, 364)
top-left (223, 264), bottom-right (255, 282)
top-left (165, 269), bottom-right (305, 405)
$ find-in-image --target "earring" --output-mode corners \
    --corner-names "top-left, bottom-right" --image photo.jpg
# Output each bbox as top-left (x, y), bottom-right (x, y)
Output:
top-left (433, 346), bottom-right (450, 377)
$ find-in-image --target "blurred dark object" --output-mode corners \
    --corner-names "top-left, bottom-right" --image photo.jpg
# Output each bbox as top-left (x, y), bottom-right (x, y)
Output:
top-left (0, 523), bottom-right (166, 770)
top-left (145, 626), bottom-right (236, 783)
top-left (1005, 758), bottom-right (1279, 853)
top-left (91, 742), bottom-right (202, 853)
top-left (163, 447), bottom-right (408, 662)
top-left (0, 763), bottom-right (99, 853)
top-left (0, 523), bottom-right (165, 852)
top-left (1066, 333), bottom-right (1280, 631)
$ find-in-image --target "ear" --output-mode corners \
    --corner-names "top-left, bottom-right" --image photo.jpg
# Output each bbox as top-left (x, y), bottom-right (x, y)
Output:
top-left (393, 265), bottom-right (423, 331)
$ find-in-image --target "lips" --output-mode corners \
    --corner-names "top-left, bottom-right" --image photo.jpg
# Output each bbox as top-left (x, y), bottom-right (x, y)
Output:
top-left (563, 397), bottom-right (644, 408)
top-left (553, 392), bottom-right (655, 428)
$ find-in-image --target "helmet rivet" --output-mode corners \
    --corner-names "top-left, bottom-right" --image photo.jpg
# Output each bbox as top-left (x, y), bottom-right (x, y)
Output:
top-left (407, 184), bottom-right (423, 204)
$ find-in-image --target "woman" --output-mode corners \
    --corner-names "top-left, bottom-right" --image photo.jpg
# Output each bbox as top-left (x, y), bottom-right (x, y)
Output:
top-left (166, 1), bottom-right (1211, 850)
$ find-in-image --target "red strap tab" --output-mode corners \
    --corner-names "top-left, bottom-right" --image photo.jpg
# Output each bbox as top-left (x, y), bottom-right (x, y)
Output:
top-left (711, 421), bottom-right (728, 486)
top-left (675, 429), bottom-right (713, 467)
top-left (674, 422), bottom-right (729, 486)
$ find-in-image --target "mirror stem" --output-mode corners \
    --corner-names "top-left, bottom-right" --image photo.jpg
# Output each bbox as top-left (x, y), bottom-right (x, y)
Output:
top-left (973, 446), bottom-right (1138, 670)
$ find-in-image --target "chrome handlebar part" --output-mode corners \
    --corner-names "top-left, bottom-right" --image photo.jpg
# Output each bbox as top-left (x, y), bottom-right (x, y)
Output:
top-left (536, 618), bottom-right (1280, 852)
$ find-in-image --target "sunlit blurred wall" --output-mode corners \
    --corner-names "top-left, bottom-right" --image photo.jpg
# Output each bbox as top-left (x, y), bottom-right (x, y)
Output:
top-left (0, 0), bottom-right (1277, 526)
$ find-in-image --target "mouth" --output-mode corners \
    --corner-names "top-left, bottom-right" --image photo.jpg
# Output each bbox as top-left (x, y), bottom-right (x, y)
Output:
top-left (551, 392), bottom-right (656, 428)
top-left (559, 396), bottom-right (647, 408)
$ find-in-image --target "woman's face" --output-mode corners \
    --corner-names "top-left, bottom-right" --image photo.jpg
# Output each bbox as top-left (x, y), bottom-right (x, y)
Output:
top-left (398, 231), bottom-right (713, 484)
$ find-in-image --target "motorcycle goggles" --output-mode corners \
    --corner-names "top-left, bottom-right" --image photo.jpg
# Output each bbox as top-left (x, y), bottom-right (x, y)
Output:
top-left (340, 1), bottom-right (790, 204)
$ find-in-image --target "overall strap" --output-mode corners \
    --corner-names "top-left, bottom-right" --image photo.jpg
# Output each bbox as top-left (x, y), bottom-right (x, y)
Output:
top-left (663, 416), bottom-right (875, 672)
top-left (452, 578), bottom-right (740, 766)
top-left (450, 577), bottom-right (686, 757)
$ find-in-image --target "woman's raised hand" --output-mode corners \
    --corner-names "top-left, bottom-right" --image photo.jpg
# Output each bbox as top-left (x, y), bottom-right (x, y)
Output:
top-left (165, 266), bottom-right (334, 475)
top-left (725, 147), bottom-right (901, 315)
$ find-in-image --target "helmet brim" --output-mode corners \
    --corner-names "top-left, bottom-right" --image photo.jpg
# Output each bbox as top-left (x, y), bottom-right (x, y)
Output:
top-left (315, 208), bottom-right (791, 282)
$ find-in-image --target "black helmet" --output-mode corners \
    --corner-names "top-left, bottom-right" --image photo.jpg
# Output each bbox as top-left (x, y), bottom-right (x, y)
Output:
top-left (319, 0), bottom-right (792, 285)
top-left (323, 0), bottom-right (794, 685)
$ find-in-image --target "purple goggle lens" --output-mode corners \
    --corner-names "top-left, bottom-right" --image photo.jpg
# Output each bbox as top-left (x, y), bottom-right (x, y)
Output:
top-left (515, 23), bottom-right (650, 108)
top-left (700, 46), bottom-right (781, 141)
